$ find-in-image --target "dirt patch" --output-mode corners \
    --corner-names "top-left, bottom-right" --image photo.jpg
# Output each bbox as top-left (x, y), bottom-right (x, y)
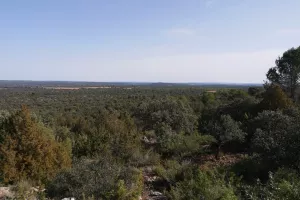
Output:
top-left (206, 90), bottom-right (217, 93)
top-left (43, 86), bottom-right (112, 90)
top-left (84, 86), bottom-right (112, 89)
top-left (197, 154), bottom-right (246, 170)
top-left (44, 87), bottom-right (80, 90)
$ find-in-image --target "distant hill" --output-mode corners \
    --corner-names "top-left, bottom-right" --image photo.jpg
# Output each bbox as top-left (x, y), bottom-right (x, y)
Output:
top-left (0, 80), bottom-right (263, 88)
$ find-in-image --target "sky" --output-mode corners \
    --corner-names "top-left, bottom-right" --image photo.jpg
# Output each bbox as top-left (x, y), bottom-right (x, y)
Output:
top-left (1, 0), bottom-right (300, 83)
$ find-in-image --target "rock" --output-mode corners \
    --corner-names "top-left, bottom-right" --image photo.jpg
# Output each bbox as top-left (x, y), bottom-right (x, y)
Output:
top-left (141, 136), bottom-right (157, 145)
top-left (31, 186), bottom-right (45, 192)
top-left (149, 191), bottom-right (163, 196)
top-left (144, 166), bottom-right (153, 174)
top-left (144, 175), bottom-right (159, 183)
top-left (142, 136), bottom-right (150, 143)
top-left (0, 187), bottom-right (13, 199)
top-left (148, 190), bottom-right (167, 200)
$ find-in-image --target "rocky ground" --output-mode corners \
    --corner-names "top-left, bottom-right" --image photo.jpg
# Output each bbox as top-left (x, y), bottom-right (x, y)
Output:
top-left (141, 167), bottom-right (167, 200)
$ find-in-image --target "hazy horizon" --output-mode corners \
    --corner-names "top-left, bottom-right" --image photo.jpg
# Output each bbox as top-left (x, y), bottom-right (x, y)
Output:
top-left (0, 80), bottom-right (263, 85)
top-left (1, 0), bottom-right (300, 83)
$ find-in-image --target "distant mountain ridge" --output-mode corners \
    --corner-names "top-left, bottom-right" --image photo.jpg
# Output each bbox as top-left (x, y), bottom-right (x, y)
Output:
top-left (0, 80), bottom-right (263, 88)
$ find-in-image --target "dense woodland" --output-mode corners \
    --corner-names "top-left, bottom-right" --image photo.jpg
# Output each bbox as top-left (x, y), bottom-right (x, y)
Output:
top-left (1, 46), bottom-right (300, 199)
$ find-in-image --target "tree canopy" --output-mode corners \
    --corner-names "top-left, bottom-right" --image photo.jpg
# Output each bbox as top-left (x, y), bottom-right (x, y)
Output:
top-left (258, 84), bottom-right (293, 111)
top-left (1, 46), bottom-right (300, 199)
top-left (204, 115), bottom-right (245, 159)
top-left (266, 46), bottom-right (300, 100)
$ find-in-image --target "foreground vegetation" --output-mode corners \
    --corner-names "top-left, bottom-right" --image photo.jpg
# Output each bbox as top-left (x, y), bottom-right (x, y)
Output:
top-left (1, 46), bottom-right (300, 199)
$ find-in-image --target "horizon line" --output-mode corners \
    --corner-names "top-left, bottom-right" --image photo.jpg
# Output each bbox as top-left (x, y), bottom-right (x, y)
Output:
top-left (0, 79), bottom-right (263, 85)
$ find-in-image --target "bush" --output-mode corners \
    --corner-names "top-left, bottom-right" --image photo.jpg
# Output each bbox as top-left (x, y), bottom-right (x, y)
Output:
top-left (47, 157), bottom-right (143, 200)
top-left (0, 107), bottom-right (71, 184)
top-left (230, 156), bottom-right (271, 183)
top-left (129, 148), bottom-right (161, 167)
top-left (167, 166), bottom-right (238, 200)
top-left (241, 169), bottom-right (300, 200)
top-left (158, 132), bottom-right (214, 159)
top-left (71, 110), bottom-right (142, 162)
top-left (134, 98), bottom-right (198, 134)
top-left (251, 110), bottom-right (300, 170)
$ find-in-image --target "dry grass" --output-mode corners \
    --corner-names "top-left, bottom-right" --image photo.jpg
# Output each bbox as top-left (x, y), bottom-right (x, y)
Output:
top-left (197, 154), bottom-right (246, 170)
top-left (43, 86), bottom-right (113, 90)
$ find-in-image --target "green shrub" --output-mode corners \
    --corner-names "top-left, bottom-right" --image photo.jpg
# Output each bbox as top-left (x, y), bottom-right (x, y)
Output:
top-left (167, 166), bottom-right (238, 200)
top-left (230, 156), bottom-right (271, 183)
top-left (47, 157), bottom-right (143, 200)
top-left (251, 110), bottom-right (300, 170)
top-left (158, 132), bottom-right (214, 159)
top-left (129, 149), bottom-right (161, 167)
top-left (241, 169), bottom-right (300, 200)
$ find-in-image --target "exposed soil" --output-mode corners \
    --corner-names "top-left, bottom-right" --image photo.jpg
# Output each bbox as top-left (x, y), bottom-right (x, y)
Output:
top-left (197, 153), bottom-right (246, 170)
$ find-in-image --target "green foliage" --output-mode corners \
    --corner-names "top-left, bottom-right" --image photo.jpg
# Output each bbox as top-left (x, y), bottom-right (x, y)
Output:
top-left (0, 106), bottom-right (71, 184)
top-left (217, 97), bottom-right (259, 122)
top-left (113, 172), bottom-right (143, 200)
top-left (251, 110), bottom-right (300, 169)
top-left (200, 97), bottom-right (258, 153)
top-left (129, 148), bottom-right (161, 167)
top-left (70, 109), bottom-right (141, 161)
top-left (202, 92), bottom-right (217, 106)
top-left (1, 77), bottom-right (300, 198)
top-left (189, 95), bottom-right (205, 114)
top-left (135, 98), bottom-right (198, 134)
top-left (154, 159), bottom-right (188, 183)
top-left (266, 46), bottom-right (300, 100)
top-left (158, 132), bottom-right (214, 158)
top-left (47, 158), bottom-right (143, 200)
top-left (167, 166), bottom-right (238, 200)
top-left (204, 115), bottom-right (245, 159)
top-left (259, 84), bottom-right (293, 111)
top-left (242, 169), bottom-right (300, 200)
top-left (230, 156), bottom-right (271, 183)
top-left (248, 87), bottom-right (264, 98)
top-left (217, 89), bottom-right (249, 102)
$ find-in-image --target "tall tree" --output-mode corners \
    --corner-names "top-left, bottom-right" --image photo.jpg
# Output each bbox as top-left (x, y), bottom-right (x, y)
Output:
top-left (266, 47), bottom-right (300, 100)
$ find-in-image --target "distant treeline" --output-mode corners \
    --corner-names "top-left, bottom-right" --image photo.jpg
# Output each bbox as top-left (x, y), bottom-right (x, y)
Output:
top-left (0, 80), bottom-right (262, 88)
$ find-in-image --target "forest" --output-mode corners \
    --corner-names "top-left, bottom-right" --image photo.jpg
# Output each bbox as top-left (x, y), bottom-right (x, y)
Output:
top-left (1, 46), bottom-right (300, 200)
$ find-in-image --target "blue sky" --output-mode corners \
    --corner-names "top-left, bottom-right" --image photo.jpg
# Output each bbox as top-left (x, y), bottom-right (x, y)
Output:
top-left (1, 0), bottom-right (300, 83)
